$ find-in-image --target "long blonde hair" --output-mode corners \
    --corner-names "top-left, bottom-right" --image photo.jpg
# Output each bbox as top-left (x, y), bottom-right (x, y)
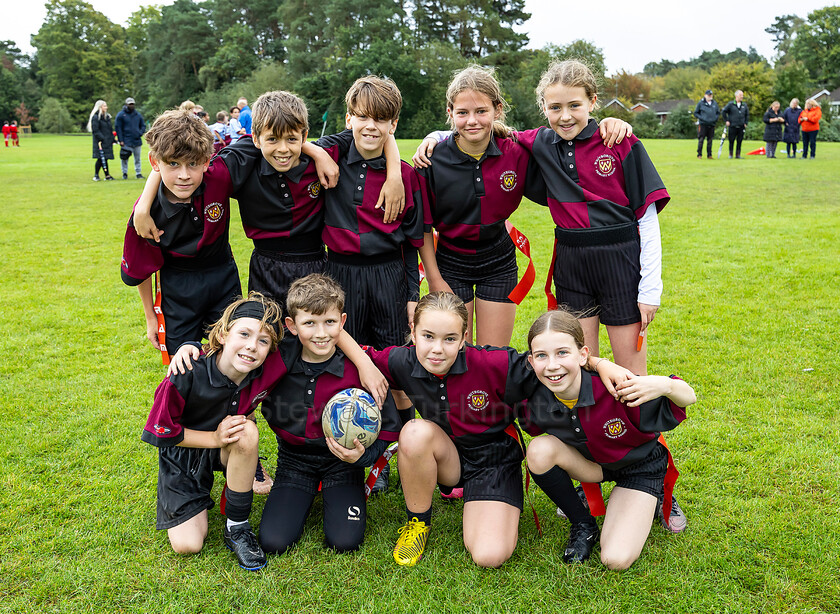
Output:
top-left (86, 100), bottom-right (108, 132)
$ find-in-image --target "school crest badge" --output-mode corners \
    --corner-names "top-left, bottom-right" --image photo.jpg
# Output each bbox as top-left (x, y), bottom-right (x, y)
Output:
top-left (594, 154), bottom-right (617, 178)
top-left (204, 202), bottom-right (224, 222)
top-left (307, 181), bottom-right (321, 199)
top-left (500, 170), bottom-right (518, 192)
top-left (153, 424), bottom-right (171, 435)
top-left (467, 390), bottom-right (489, 412)
top-left (603, 417), bottom-right (627, 439)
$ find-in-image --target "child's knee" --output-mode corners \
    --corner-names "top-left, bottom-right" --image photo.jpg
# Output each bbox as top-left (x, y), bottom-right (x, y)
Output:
top-left (229, 420), bottom-right (260, 454)
top-left (600, 547), bottom-right (638, 571)
top-left (398, 420), bottom-right (436, 456)
top-left (468, 541), bottom-right (513, 569)
top-left (525, 436), bottom-right (556, 474)
top-left (168, 531), bottom-right (205, 555)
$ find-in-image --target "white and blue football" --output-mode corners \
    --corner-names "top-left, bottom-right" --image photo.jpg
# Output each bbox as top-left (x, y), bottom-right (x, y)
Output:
top-left (321, 388), bottom-right (381, 449)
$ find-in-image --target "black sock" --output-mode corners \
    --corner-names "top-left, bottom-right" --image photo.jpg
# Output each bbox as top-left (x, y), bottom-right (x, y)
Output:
top-left (439, 484), bottom-right (454, 496)
top-left (398, 405), bottom-right (415, 427)
top-left (530, 466), bottom-right (595, 526)
top-left (224, 486), bottom-right (254, 523)
top-left (407, 505), bottom-right (431, 525)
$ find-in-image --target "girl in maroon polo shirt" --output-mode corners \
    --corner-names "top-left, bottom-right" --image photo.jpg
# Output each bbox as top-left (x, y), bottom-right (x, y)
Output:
top-left (364, 292), bottom-right (629, 568)
top-left (414, 66), bottom-right (632, 349)
top-left (522, 309), bottom-right (695, 569)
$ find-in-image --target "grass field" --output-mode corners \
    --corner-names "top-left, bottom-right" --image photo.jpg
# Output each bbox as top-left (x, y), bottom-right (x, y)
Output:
top-left (1, 134), bottom-right (838, 613)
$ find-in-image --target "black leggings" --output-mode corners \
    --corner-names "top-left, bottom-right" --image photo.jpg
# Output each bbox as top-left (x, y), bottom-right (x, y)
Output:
top-left (259, 484), bottom-right (366, 554)
top-left (94, 159), bottom-right (110, 176)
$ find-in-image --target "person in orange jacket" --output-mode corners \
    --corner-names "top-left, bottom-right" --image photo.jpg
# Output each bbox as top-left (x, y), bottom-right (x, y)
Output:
top-left (798, 99), bottom-right (822, 159)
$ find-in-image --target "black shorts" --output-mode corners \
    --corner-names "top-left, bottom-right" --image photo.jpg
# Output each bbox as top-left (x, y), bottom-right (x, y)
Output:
top-left (247, 247), bottom-right (326, 312)
top-left (326, 254), bottom-right (409, 348)
top-left (436, 234), bottom-right (518, 304)
top-left (451, 432), bottom-right (524, 510)
top-left (273, 440), bottom-right (365, 496)
top-left (155, 446), bottom-right (224, 530)
top-left (601, 443), bottom-right (668, 499)
top-left (552, 224), bottom-right (641, 326)
top-left (160, 258), bottom-right (241, 355)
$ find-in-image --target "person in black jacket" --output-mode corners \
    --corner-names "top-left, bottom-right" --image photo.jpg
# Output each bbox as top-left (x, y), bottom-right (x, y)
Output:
top-left (721, 90), bottom-right (749, 158)
top-left (88, 99), bottom-right (115, 181)
top-left (115, 97), bottom-right (146, 179)
top-left (763, 101), bottom-right (784, 159)
top-left (693, 90), bottom-right (720, 159)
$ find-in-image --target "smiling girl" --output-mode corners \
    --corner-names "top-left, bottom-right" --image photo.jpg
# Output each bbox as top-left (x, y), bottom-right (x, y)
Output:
top-left (521, 309), bottom-right (695, 569)
top-left (363, 291), bottom-right (627, 568)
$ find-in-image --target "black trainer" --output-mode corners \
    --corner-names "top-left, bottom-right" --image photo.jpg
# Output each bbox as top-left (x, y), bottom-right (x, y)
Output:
top-left (223, 521), bottom-right (267, 571)
top-left (369, 462), bottom-right (390, 496)
top-left (563, 519), bottom-right (599, 563)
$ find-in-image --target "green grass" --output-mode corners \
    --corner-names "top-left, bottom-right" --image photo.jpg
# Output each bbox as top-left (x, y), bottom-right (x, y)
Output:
top-left (1, 135), bottom-right (838, 613)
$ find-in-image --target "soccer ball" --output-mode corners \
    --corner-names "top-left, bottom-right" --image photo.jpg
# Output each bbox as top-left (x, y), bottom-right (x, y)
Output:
top-left (321, 388), bottom-right (381, 449)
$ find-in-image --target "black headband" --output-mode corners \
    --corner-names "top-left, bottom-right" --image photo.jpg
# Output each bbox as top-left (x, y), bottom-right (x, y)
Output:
top-left (231, 301), bottom-right (267, 322)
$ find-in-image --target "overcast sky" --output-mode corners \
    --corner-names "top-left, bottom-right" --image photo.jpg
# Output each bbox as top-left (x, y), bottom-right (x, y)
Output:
top-left (11, 0), bottom-right (837, 74)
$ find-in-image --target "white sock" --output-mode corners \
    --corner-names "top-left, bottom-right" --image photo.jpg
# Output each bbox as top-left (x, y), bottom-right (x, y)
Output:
top-left (226, 518), bottom-right (248, 529)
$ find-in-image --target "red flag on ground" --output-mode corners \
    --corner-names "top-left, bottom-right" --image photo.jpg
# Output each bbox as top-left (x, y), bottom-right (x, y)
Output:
top-left (747, 147), bottom-right (766, 155)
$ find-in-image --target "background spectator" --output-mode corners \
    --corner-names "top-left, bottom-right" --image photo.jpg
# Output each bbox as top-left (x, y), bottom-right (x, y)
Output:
top-left (115, 97), bottom-right (146, 179)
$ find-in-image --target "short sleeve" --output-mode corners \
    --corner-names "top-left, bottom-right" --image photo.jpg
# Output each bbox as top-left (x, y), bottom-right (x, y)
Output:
top-left (141, 375), bottom-right (190, 447)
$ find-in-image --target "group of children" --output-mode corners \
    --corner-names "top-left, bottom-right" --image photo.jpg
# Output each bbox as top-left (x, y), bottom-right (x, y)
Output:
top-left (3, 121), bottom-right (20, 147)
top-left (122, 59), bottom-right (697, 573)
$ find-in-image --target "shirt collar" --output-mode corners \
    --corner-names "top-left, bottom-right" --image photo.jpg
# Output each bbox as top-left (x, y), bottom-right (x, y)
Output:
top-left (347, 142), bottom-right (387, 170)
top-left (258, 152), bottom-right (312, 182)
top-left (290, 349), bottom-right (346, 377)
top-left (409, 345), bottom-right (469, 379)
top-left (549, 118), bottom-right (598, 145)
top-left (206, 353), bottom-right (262, 390)
top-left (445, 134), bottom-right (502, 163)
top-left (156, 181), bottom-right (204, 219)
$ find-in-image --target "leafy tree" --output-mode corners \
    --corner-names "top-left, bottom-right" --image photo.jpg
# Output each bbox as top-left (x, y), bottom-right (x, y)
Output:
top-left (143, 0), bottom-right (216, 110)
top-left (207, 0), bottom-right (286, 61)
top-left (699, 61), bottom-right (775, 117)
top-left (38, 97), bottom-right (73, 133)
top-left (544, 40), bottom-right (607, 82)
top-left (199, 23), bottom-right (261, 90)
top-left (605, 70), bottom-right (651, 106)
top-left (0, 66), bottom-right (22, 121)
top-left (652, 66), bottom-right (708, 102)
top-left (787, 6), bottom-right (840, 90)
top-left (125, 5), bottom-right (162, 105)
top-left (31, 0), bottom-right (131, 123)
top-left (773, 60), bottom-right (812, 105)
top-left (411, 0), bottom-right (529, 58)
top-left (765, 14), bottom-right (805, 60)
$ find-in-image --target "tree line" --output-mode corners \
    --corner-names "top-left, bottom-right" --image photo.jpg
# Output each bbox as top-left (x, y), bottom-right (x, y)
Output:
top-left (2, 0), bottom-right (837, 138)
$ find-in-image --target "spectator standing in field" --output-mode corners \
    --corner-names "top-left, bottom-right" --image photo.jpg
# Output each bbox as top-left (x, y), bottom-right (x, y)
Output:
top-left (721, 90), bottom-right (748, 159)
top-left (88, 99), bottom-right (116, 181)
top-left (782, 99), bottom-right (802, 158)
top-left (799, 99), bottom-right (821, 159)
top-left (3, 121), bottom-right (10, 146)
top-left (763, 101), bottom-right (784, 159)
top-left (693, 90), bottom-right (720, 159)
top-left (116, 97), bottom-right (147, 179)
top-left (237, 98), bottom-right (252, 136)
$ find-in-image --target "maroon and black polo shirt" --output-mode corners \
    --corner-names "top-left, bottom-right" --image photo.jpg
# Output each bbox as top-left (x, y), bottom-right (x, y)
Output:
top-left (417, 135), bottom-right (545, 254)
top-left (365, 344), bottom-right (538, 447)
top-left (519, 369), bottom-right (687, 470)
top-left (120, 159), bottom-right (234, 285)
top-left (218, 139), bottom-right (325, 253)
top-left (315, 130), bottom-right (429, 257)
top-left (515, 120), bottom-right (669, 229)
top-left (141, 350), bottom-right (290, 448)
top-left (259, 339), bottom-right (401, 448)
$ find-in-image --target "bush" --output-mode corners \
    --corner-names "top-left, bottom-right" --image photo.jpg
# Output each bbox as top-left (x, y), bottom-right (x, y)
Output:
top-left (37, 98), bottom-right (73, 134)
top-left (661, 104), bottom-right (696, 138)
top-left (630, 110), bottom-right (662, 139)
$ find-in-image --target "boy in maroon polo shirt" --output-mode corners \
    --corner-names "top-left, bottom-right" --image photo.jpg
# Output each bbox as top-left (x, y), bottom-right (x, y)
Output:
top-left (314, 76), bottom-right (432, 351)
top-left (121, 110), bottom-right (241, 358)
top-left (132, 90), bottom-right (406, 313)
